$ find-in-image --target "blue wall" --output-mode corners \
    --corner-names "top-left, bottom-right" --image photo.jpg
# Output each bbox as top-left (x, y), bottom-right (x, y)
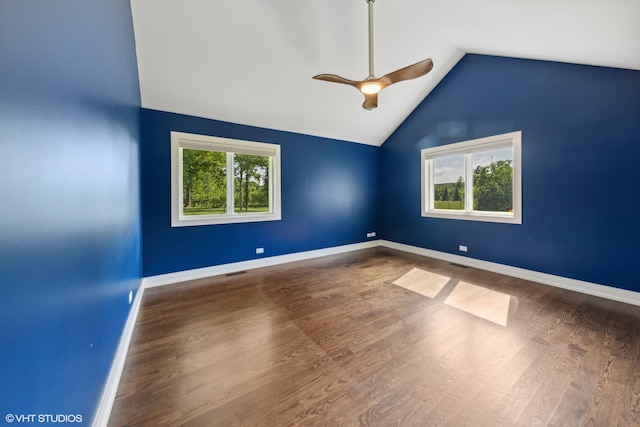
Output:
top-left (141, 109), bottom-right (379, 277)
top-left (381, 55), bottom-right (640, 291)
top-left (0, 0), bottom-right (141, 423)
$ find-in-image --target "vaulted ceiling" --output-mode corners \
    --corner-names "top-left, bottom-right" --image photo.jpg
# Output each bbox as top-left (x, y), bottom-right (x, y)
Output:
top-left (130, 0), bottom-right (640, 146)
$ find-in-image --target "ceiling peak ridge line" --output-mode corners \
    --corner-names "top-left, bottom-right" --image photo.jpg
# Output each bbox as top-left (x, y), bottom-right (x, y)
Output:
top-left (312, 0), bottom-right (433, 110)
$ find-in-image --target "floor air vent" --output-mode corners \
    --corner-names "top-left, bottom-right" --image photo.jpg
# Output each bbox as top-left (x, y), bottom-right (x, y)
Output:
top-left (226, 271), bottom-right (247, 277)
top-left (449, 263), bottom-right (469, 269)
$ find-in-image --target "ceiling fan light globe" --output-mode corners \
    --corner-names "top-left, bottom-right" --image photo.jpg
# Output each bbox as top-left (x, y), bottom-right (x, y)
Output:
top-left (360, 81), bottom-right (382, 94)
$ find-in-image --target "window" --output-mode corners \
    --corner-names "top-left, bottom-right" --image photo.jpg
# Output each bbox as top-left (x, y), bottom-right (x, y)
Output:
top-left (421, 131), bottom-right (521, 224)
top-left (171, 131), bottom-right (281, 226)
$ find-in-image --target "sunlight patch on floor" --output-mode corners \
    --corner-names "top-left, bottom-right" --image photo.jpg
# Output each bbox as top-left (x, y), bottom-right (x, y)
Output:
top-left (392, 268), bottom-right (451, 299)
top-left (445, 281), bottom-right (512, 326)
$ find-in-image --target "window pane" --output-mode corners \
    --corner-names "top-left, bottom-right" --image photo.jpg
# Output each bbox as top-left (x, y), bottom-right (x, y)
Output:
top-left (233, 154), bottom-right (270, 214)
top-left (182, 148), bottom-right (227, 215)
top-left (172, 132), bottom-right (281, 226)
top-left (472, 147), bottom-right (513, 212)
top-left (421, 131), bottom-right (521, 224)
top-left (433, 155), bottom-right (465, 210)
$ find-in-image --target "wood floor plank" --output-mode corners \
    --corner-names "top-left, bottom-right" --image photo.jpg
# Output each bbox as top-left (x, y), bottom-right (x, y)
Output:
top-left (445, 339), bottom-right (544, 427)
top-left (412, 321), bottom-right (531, 425)
top-left (108, 248), bottom-right (640, 426)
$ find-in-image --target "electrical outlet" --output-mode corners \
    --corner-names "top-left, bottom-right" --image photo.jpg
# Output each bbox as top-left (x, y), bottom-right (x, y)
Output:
top-left (459, 245), bottom-right (468, 252)
top-left (366, 232), bottom-right (377, 238)
top-left (128, 291), bottom-right (133, 304)
top-left (256, 247), bottom-right (264, 254)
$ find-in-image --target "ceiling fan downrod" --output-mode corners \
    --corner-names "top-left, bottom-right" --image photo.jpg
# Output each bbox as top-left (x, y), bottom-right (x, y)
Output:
top-left (367, 0), bottom-right (375, 78)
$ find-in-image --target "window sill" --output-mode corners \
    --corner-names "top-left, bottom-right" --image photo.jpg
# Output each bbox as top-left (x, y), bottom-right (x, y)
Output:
top-left (421, 211), bottom-right (521, 224)
top-left (172, 212), bottom-right (282, 227)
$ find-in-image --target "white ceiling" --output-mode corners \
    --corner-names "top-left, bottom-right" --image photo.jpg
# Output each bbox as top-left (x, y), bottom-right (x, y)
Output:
top-left (130, 0), bottom-right (640, 147)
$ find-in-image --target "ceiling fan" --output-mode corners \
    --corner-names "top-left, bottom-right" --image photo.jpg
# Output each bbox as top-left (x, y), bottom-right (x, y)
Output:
top-left (313, 0), bottom-right (433, 110)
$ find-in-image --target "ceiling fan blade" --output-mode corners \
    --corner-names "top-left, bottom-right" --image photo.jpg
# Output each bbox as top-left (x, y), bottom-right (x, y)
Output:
top-left (362, 92), bottom-right (378, 110)
top-left (380, 58), bottom-right (434, 86)
top-left (312, 74), bottom-right (360, 88)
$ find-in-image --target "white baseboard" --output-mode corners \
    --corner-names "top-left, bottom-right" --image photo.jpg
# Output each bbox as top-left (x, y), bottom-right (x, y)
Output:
top-left (143, 238), bottom-right (640, 306)
top-left (380, 240), bottom-right (640, 307)
top-left (91, 285), bottom-right (145, 427)
top-left (142, 240), bottom-right (380, 288)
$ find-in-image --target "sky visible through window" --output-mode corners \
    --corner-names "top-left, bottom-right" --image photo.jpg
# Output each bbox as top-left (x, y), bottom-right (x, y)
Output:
top-left (434, 148), bottom-right (512, 184)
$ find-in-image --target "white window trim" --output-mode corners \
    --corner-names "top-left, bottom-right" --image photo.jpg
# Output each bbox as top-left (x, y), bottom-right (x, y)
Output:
top-left (421, 131), bottom-right (522, 224)
top-left (171, 131), bottom-right (281, 227)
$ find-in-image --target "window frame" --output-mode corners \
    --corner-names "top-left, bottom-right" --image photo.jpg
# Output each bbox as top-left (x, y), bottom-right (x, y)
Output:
top-left (171, 131), bottom-right (281, 227)
top-left (421, 131), bottom-right (522, 224)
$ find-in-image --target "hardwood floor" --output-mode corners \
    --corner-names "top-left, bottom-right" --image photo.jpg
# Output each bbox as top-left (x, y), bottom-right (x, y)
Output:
top-left (108, 248), bottom-right (640, 426)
